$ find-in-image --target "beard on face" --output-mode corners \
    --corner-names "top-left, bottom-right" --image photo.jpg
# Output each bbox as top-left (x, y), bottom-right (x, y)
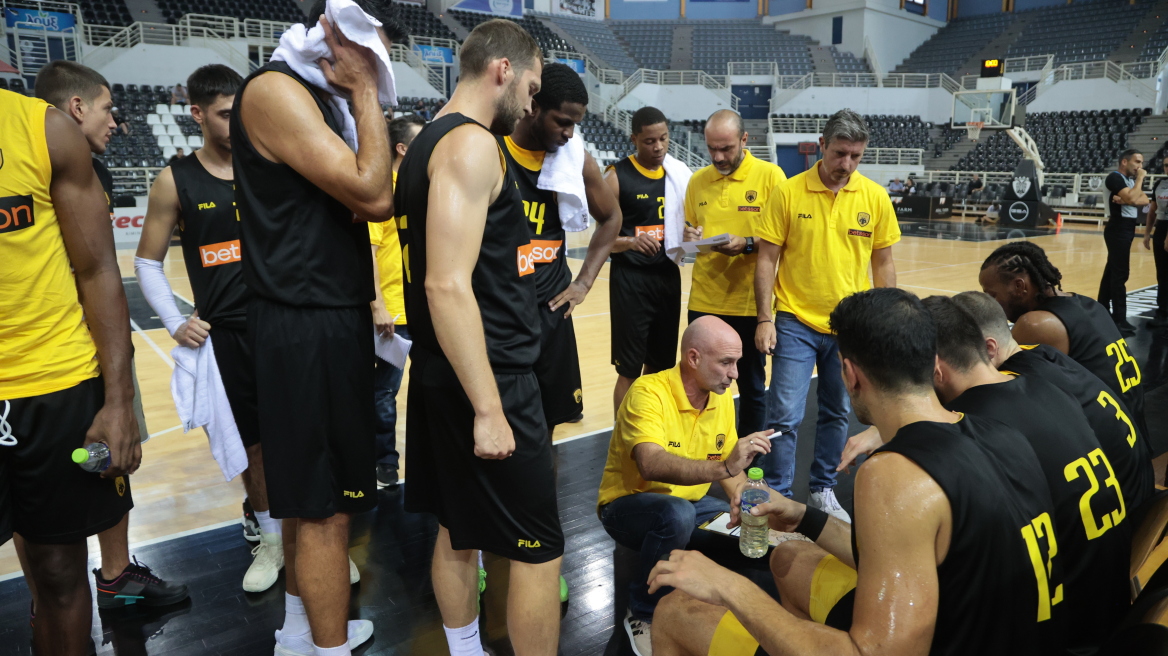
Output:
top-left (850, 390), bottom-right (872, 426)
top-left (489, 78), bottom-right (525, 136)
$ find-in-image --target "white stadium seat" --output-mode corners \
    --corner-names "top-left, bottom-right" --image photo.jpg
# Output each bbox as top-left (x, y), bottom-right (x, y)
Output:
top-left (156, 135), bottom-right (172, 147)
top-left (169, 104), bottom-right (185, 115)
top-left (146, 114), bottom-right (161, 125)
top-left (162, 146), bottom-right (176, 160)
top-left (166, 124), bottom-right (183, 136)
top-left (161, 114), bottom-right (176, 125)
top-left (171, 135), bottom-right (188, 148)
top-left (151, 124), bottom-right (167, 136)
top-left (155, 104), bottom-right (169, 115)
top-left (187, 135), bottom-right (203, 148)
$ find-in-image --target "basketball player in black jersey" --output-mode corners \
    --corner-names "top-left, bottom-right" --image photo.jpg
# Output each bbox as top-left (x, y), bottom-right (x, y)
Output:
top-left (647, 288), bottom-right (1063, 656)
top-left (26, 60), bottom-right (188, 614)
top-left (503, 62), bottom-right (621, 436)
top-left (605, 106), bottom-right (680, 414)
top-left (979, 241), bottom-right (1153, 454)
top-left (395, 20), bottom-right (561, 656)
top-left (233, 2), bottom-right (401, 653)
top-left (953, 290), bottom-right (1155, 511)
top-left (926, 295), bottom-right (1130, 654)
top-left (136, 65), bottom-right (288, 596)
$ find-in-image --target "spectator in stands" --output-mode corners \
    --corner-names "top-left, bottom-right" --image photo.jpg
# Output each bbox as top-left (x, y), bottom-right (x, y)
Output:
top-left (112, 107), bottom-right (131, 135)
top-left (434, 97), bottom-right (446, 114)
top-left (976, 201), bottom-right (1001, 224)
top-left (968, 173), bottom-right (983, 192)
top-left (167, 147), bottom-right (185, 167)
top-left (597, 316), bottom-right (772, 655)
top-left (903, 177), bottom-right (916, 195)
top-left (683, 109), bottom-right (787, 439)
top-left (887, 178), bottom-right (904, 194)
top-left (753, 109), bottom-right (900, 522)
top-left (413, 98), bottom-right (430, 120)
top-left (170, 83), bottom-right (188, 105)
top-left (1099, 148), bottom-right (1149, 335)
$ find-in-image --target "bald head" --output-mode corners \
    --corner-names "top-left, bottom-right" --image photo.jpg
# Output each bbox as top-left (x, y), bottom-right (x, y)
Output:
top-left (681, 316), bottom-right (742, 396)
top-left (705, 110), bottom-right (747, 176)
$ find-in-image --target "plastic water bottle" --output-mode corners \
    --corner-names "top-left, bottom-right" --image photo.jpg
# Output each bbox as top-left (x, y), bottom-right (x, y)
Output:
top-left (72, 443), bottom-right (111, 473)
top-left (739, 467), bottom-right (770, 558)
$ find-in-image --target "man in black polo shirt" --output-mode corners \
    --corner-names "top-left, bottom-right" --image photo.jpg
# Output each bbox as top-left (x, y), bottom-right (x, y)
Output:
top-left (232, 3), bottom-right (402, 653)
top-left (1099, 149), bottom-right (1150, 334)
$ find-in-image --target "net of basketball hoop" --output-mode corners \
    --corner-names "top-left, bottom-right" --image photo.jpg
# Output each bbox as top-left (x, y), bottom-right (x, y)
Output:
top-left (968, 121), bottom-right (985, 142)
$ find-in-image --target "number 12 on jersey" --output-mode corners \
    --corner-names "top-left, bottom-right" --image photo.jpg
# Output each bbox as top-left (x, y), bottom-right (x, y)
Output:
top-left (1021, 512), bottom-right (1062, 622)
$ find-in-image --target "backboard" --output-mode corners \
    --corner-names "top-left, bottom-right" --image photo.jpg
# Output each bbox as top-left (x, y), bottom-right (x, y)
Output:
top-left (951, 88), bottom-right (1017, 131)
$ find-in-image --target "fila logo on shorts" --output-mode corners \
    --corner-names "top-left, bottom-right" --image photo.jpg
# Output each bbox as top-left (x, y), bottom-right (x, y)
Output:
top-left (199, 239), bottom-right (242, 267)
top-left (518, 539), bottom-right (542, 548)
top-left (0, 195), bottom-right (35, 234)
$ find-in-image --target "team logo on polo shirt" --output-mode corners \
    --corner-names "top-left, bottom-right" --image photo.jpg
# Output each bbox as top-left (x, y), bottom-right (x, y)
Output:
top-left (857, 212), bottom-right (871, 227)
top-left (745, 190), bottom-right (757, 203)
top-left (716, 434), bottom-right (726, 450)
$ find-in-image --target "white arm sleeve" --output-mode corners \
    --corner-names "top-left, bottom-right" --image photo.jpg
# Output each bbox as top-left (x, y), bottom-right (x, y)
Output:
top-left (134, 256), bottom-right (186, 336)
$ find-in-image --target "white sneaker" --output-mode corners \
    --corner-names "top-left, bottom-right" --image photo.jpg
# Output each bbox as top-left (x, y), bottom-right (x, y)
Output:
top-left (623, 609), bottom-right (652, 656)
top-left (243, 532), bottom-right (284, 592)
top-left (273, 619), bottom-right (374, 655)
top-left (808, 488), bottom-right (851, 524)
top-left (349, 556), bottom-right (359, 585)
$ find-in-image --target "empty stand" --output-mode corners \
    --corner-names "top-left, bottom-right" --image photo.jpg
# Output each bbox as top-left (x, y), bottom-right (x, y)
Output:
top-left (397, 3), bottom-right (458, 40)
top-left (79, 0), bottom-right (134, 27)
top-left (895, 14), bottom-right (1013, 75)
top-left (770, 113), bottom-right (932, 150)
top-left (156, 0), bottom-right (304, 24)
top-left (1006, 0), bottom-right (1154, 66)
top-left (830, 47), bottom-right (870, 74)
top-left (451, 11), bottom-right (574, 55)
top-left (689, 21), bottom-right (812, 76)
top-left (548, 15), bottom-right (639, 75)
top-left (609, 21), bottom-right (675, 71)
top-left (580, 113), bottom-right (630, 168)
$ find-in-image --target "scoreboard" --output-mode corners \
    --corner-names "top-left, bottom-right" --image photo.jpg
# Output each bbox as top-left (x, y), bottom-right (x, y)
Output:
top-left (981, 58), bottom-right (1005, 77)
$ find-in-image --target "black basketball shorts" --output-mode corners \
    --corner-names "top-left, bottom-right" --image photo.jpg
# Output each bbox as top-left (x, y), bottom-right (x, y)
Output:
top-left (404, 347), bottom-right (564, 563)
top-left (535, 303), bottom-right (583, 428)
top-left (610, 262), bottom-right (682, 379)
top-left (249, 298), bottom-right (377, 519)
top-left (210, 326), bottom-right (260, 449)
top-left (0, 376), bottom-right (134, 545)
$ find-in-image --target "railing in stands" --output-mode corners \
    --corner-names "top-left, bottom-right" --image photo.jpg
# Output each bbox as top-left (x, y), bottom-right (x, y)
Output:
top-left (860, 148), bottom-right (923, 166)
top-left (770, 116), bottom-right (826, 133)
top-left (547, 49), bottom-right (624, 85)
top-left (897, 171), bottom-right (1166, 214)
top-left (726, 61), bottom-right (777, 77)
top-left (812, 72), bottom-right (878, 87)
top-left (881, 73), bottom-right (962, 93)
top-left (961, 55), bottom-right (1053, 90)
top-left (620, 68), bottom-right (738, 111)
top-left (598, 103), bottom-right (708, 169)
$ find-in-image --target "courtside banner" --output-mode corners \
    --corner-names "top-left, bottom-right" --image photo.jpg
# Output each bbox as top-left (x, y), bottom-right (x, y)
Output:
top-left (111, 197), bottom-right (148, 248)
top-left (451, 0), bottom-right (523, 17)
top-left (413, 44), bottom-right (454, 64)
top-left (552, 0), bottom-right (600, 18)
top-left (558, 58), bottom-right (586, 73)
top-left (4, 7), bottom-right (75, 30)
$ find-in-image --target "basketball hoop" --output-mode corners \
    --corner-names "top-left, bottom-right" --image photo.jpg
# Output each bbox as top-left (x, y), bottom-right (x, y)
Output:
top-left (968, 121), bottom-right (985, 142)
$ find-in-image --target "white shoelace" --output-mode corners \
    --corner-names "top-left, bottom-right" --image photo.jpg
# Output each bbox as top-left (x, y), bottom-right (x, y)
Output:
top-left (0, 401), bottom-right (15, 447)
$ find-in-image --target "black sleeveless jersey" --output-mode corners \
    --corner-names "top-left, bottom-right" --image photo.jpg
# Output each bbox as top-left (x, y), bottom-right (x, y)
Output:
top-left (171, 154), bottom-right (250, 330)
top-left (608, 156), bottom-right (669, 269)
top-left (395, 114), bottom-right (539, 371)
top-left (1038, 293), bottom-right (1144, 425)
top-left (502, 136), bottom-right (571, 305)
top-left (231, 61), bottom-right (373, 308)
top-left (1003, 344), bottom-right (1153, 511)
top-left (93, 158), bottom-right (114, 212)
top-left (870, 415), bottom-right (1064, 656)
top-left (946, 376), bottom-right (1130, 654)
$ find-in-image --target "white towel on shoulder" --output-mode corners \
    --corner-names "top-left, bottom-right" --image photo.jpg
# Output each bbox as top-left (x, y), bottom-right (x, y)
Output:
top-left (270, 0), bottom-right (397, 150)
top-left (170, 336), bottom-right (248, 482)
top-left (662, 154), bottom-right (693, 265)
top-left (538, 134), bottom-right (589, 232)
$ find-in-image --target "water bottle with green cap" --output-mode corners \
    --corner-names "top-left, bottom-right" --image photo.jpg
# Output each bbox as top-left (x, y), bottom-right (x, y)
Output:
top-left (72, 443), bottom-right (111, 473)
top-left (739, 467), bottom-right (770, 558)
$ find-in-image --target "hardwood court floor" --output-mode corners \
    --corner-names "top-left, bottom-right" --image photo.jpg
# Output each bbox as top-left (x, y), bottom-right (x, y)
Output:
top-left (0, 218), bottom-right (1157, 580)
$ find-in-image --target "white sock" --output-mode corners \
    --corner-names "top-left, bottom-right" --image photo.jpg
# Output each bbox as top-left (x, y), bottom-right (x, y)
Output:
top-left (443, 618), bottom-right (484, 656)
top-left (313, 643), bottom-right (351, 656)
top-left (477, 551), bottom-right (484, 569)
top-left (256, 510), bottom-right (282, 536)
top-left (282, 593), bottom-right (310, 637)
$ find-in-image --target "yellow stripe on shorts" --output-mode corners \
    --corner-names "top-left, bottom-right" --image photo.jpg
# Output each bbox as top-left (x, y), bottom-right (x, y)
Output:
top-left (708, 610), bottom-right (759, 656)
top-left (809, 554), bottom-right (858, 624)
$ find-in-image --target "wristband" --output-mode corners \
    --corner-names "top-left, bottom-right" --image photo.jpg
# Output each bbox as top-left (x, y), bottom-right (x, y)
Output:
top-left (795, 506), bottom-right (830, 541)
top-left (724, 462), bottom-right (734, 478)
top-left (758, 319), bottom-right (773, 324)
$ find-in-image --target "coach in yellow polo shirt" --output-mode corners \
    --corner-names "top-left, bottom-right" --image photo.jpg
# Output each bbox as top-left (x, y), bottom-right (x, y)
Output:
top-left (597, 316), bottom-right (773, 652)
top-left (684, 110), bottom-right (786, 437)
top-left (369, 114), bottom-right (424, 488)
top-left (752, 109), bottom-right (899, 522)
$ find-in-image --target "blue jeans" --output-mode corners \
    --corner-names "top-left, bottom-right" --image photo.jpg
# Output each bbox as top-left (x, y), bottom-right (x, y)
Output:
top-left (374, 325), bottom-right (409, 468)
top-left (599, 493), bottom-right (729, 621)
top-left (759, 312), bottom-right (851, 497)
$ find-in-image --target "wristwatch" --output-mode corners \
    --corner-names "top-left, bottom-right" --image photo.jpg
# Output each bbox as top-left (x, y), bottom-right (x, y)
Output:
top-left (743, 236), bottom-right (755, 255)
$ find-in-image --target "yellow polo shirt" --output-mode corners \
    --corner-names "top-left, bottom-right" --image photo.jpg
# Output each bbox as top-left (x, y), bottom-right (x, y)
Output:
top-left (597, 365), bottom-right (738, 509)
top-left (758, 163), bottom-right (900, 334)
top-left (368, 171), bottom-right (407, 325)
top-left (685, 150), bottom-right (787, 316)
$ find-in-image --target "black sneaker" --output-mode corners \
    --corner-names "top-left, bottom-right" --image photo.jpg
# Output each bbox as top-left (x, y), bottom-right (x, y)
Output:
top-left (1149, 314), bottom-right (1168, 329)
top-left (242, 497), bottom-right (261, 543)
top-left (94, 558), bottom-right (190, 609)
top-left (1116, 320), bottom-right (1138, 336)
top-left (376, 464), bottom-right (399, 489)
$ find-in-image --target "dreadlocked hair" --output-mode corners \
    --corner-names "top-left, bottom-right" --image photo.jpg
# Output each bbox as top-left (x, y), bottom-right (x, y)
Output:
top-left (981, 241), bottom-right (1063, 293)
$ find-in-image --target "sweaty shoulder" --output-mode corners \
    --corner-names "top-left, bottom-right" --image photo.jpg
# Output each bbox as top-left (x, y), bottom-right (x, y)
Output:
top-left (1012, 310), bottom-right (1069, 353)
top-left (429, 123), bottom-right (504, 180)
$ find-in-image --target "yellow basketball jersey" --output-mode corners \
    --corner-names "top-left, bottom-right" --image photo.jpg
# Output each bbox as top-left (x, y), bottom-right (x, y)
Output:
top-left (0, 89), bottom-right (99, 399)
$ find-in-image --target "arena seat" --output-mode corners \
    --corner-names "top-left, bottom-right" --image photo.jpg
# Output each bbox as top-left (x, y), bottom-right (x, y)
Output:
top-left (953, 110), bottom-right (1146, 174)
top-left (545, 15), bottom-right (639, 75)
top-left (689, 21), bottom-right (814, 76)
top-left (156, 0), bottom-right (303, 25)
top-left (894, 13), bottom-right (1013, 75)
top-left (1006, 0), bottom-right (1152, 66)
top-left (609, 21), bottom-right (676, 71)
top-left (451, 11), bottom-right (573, 56)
